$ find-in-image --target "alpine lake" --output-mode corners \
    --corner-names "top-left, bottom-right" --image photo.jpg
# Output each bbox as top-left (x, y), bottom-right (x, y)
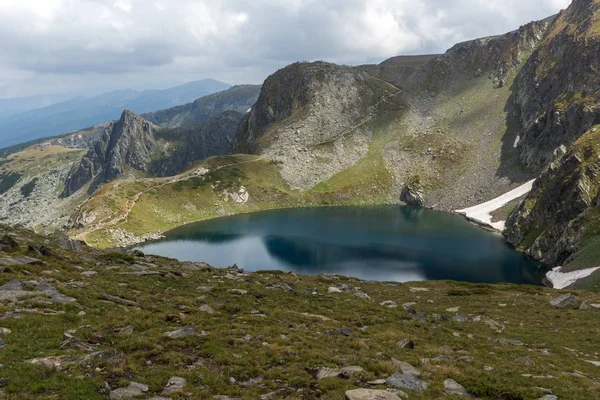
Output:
top-left (136, 206), bottom-right (546, 285)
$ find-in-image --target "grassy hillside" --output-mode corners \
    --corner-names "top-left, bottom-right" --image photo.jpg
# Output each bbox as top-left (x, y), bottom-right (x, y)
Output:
top-left (0, 226), bottom-right (599, 399)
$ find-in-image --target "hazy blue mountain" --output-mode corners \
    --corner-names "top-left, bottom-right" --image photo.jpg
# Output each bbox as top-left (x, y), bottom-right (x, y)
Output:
top-left (0, 92), bottom-right (75, 119)
top-left (0, 79), bottom-right (230, 148)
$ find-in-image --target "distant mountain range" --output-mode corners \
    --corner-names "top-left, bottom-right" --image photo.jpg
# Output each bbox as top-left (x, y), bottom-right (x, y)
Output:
top-left (0, 92), bottom-right (75, 119)
top-left (0, 79), bottom-right (230, 148)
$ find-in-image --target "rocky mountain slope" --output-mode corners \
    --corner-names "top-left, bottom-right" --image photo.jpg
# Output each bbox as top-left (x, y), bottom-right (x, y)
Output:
top-left (503, 0), bottom-right (600, 277)
top-left (505, 126), bottom-right (600, 278)
top-left (144, 85), bottom-right (261, 129)
top-left (0, 225), bottom-right (599, 399)
top-left (513, 0), bottom-right (600, 169)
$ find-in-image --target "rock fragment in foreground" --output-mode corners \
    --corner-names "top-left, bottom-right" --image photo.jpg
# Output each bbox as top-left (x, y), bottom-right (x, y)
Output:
top-left (161, 376), bottom-right (186, 396)
top-left (444, 378), bottom-right (471, 397)
top-left (386, 372), bottom-right (428, 391)
top-left (109, 382), bottom-right (148, 399)
top-left (345, 389), bottom-right (403, 400)
top-left (164, 325), bottom-right (202, 339)
top-left (550, 293), bottom-right (578, 308)
top-left (315, 366), bottom-right (364, 380)
top-left (102, 293), bottom-right (140, 307)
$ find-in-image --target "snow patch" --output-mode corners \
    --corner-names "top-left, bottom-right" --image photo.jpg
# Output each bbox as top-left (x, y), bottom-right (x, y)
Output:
top-left (546, 266), bottom-right (600, 289)
top-left (456, 180), bottom-right (535, 231)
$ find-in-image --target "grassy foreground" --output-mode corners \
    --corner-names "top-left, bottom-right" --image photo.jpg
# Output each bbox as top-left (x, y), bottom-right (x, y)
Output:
top-left (0, 226), bottom-right (599, 399)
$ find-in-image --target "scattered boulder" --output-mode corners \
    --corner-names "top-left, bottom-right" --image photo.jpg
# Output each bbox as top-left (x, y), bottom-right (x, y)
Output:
top-left (537, 396), bottom-right (558, 400)
top-left (164, 325), bottom-right (201, 339)
top-left (396, 338), bottom-right (414, 349)
top-left (550, 293), bottom-right (578, 308)
top-left (0, 235), bottom-right (18, 252)
top-left (109, 382), bottom-right (149, 399)
top-left (386, 372), bottom-right (428, 391)
top-left (118, 325), bottom-right (134, 336)
top-left (0, 257), bottom-right (41, 266)
top-left (579, 300), bottom-right (591, 310)
top-left (345, 389), bottom-right (403, 400)
top-left (161, 376), bottom-right (186, 396)
top-left (101, 293), bottom-right (139, 307)
top-left (314, 366), bottom-right (364, 380)
top-left (400, 183), bottom-right (424, 206)
top-left (391, 358), bottom-right (420, 376)
top-left (514, 356), bottom-right (535, 366)
top-left (444, 379), bottom-right (470, 397)
top-left (199, 305), bottom-right (215, 314)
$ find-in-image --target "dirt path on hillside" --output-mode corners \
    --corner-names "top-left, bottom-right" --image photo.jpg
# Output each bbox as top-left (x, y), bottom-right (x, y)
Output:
top-left (73, 157), bottom-right (266, 240)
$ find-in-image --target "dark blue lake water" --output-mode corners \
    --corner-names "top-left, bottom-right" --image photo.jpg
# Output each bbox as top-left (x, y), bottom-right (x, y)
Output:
top-left (136, 206), bottom-right (545, 285)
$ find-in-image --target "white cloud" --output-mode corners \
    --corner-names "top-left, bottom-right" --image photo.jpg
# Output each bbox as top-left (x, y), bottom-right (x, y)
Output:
top-left (0, 0), bottom-right (572, 97)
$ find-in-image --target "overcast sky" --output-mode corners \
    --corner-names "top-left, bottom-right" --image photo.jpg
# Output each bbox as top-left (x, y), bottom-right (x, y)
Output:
top-left (0, 0), bottom-right (571, 98)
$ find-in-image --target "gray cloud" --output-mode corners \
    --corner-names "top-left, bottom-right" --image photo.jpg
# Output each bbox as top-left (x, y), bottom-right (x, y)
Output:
top-left (0, 0), bottom-right (571, 97)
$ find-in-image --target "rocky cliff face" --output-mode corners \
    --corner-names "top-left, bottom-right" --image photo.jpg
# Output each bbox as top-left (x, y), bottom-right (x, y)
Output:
top-left (409, 18), bottom-right (553, 94)
top-left (62, 110), bottom-right (162, 196)
top-left (151, 111), bottom-right (245, 176)
top-left (505, 126), bottom-right (600, 267)
top-left (513, 0), bottom-right (600, 170)
top-left (144, 85), bottom-right (260, 129)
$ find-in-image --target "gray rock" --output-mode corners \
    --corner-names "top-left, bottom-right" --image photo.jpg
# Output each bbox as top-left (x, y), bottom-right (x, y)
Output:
top-left (101, 293), bottom-right (139, 307)
top-left (386, 372), bottom-right (428, 391)
top-left (550, 293), bottom-right (578, 308)
top-left (164, 325), bottom-right (200, 339)
top-left (161, 376), bottom-right (186, 396)
top-left (391, 358), bottom-right (420, 376)
top-left (514, 356), bottom-right (535, 366)
top-left (396, 338), bottom-right (414, 349)
top-left (0, 257), bottom-right (41, 266)
top-left (444, 379), bottom-right (470, 397)
top-left (537, 396), bottom-right (558, 400)
top-left (119, 325), bottom-right (134, 336)
top-left (316, 366), bottom-right (364, 380)
top-left (400, 184), bottom-right (424, 206)
top-left (345, 389), bottom-right (403, 400)
top-left (109, 382), bottom-right (148, 399)
top-left (199, 305), bottom-right (215, 314)
top-left (579, 300), bottom-right (591, 310)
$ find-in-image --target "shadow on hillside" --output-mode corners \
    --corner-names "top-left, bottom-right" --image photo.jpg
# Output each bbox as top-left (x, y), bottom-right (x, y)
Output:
top-left (497, 79), bottom-right (538, 183)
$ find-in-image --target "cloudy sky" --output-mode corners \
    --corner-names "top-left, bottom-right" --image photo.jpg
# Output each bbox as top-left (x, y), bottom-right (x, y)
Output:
top-left (0, 0), bottom-right (571, 98)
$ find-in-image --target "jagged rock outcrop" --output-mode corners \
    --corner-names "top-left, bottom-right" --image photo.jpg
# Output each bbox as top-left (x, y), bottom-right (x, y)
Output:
top-left (151, 111), bottom-right (245, 176)
top-left (62, 110), bottom-right (162, 196)
top-left (514, 0), bottom-right (600, 170)
top-left (409, 18), bottom-right (553, 93)
top-left (144, 85), bottom-right (260, 129)
top-left (505, 127), bottom-right (600, 266)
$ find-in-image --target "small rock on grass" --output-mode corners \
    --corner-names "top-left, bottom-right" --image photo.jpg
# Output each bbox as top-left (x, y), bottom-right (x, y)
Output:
top-left (109, 382), bottom-right (148, 399)
top-left (444, 379), bottom-right (470, 397)
top-left (345, 389), bottom-right (404, 400)
top-left (396, 338), bottom-right (414, 349)
top-left (161, 376), bottom-right (186, 396)
top-left (550, 293), bottom-right (578, 308)
top-left (164, 325), bottom-right (201, 339)
top-left (386, 372), bottom-right (428, 391)
top-left (199, 305), bottom-right (215, 314)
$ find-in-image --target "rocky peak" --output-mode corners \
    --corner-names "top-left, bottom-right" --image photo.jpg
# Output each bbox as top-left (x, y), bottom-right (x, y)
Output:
top-left (61, 109), bottom-right (160, 196)
top-left (513, 0), bottom-right (600, 170)
top-left (409, 18), bottom-right (553, 93)
top-left (235, 61), bottom-right (401, 153)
